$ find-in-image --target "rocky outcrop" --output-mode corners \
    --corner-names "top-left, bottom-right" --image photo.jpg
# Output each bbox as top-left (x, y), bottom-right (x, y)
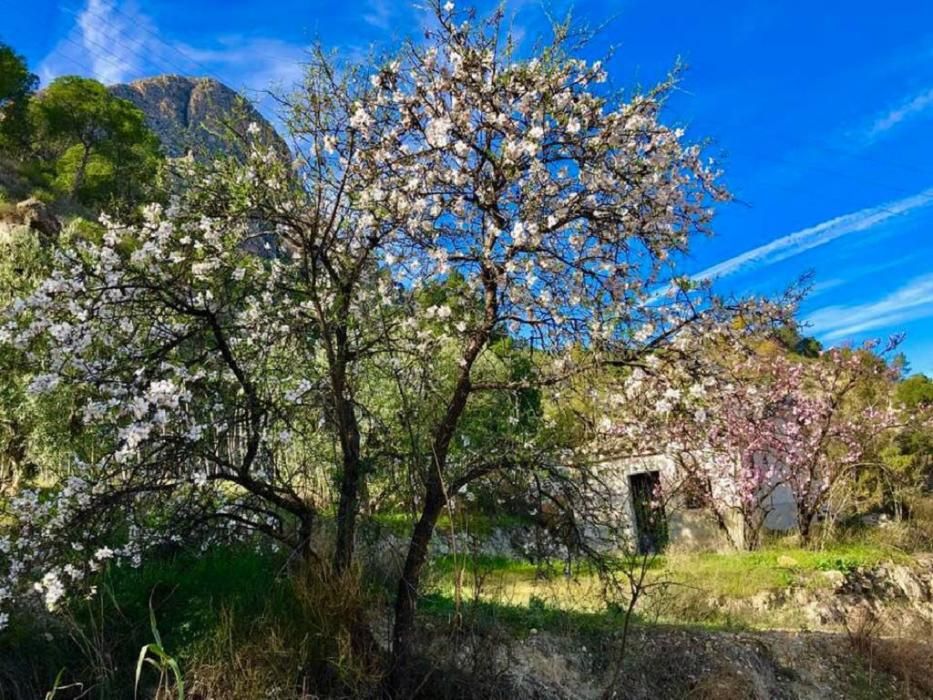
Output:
top-left (0, 198), bottom-right (61, 243)
top-left (109, 75), bottom-right (288, 161)
top-left (726, 557), bottom-right (933, 633)
top-left (15, 198), bottom-right (61, 240)
top-left (414, 624), bottom-right (906, 699)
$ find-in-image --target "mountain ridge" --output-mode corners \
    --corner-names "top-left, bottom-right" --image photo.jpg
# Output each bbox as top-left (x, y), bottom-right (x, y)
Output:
top-left (108, 75), bottom-right (288, 161)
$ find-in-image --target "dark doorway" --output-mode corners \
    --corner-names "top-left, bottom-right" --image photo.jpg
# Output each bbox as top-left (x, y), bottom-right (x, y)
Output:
top-left (629, 471), bottom-right (668, 554)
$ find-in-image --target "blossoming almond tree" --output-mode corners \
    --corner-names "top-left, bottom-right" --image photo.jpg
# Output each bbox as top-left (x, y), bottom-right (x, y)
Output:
top-left (721, 342), bottom-right (903, 544)
top-left (354, 3), bottom-right (771, 676)
top-left (237, 53), bottom-right (422, 572)
top-left (0, 52), bottom-right (449, 620)
top-left (0, 150), bottom-right (349, 622)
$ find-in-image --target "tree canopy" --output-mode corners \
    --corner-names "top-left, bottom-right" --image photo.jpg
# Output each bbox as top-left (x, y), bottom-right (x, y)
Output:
top-left (0, 42), bottom-right (37, 154)
top-left (898, 373), bottom-right (933, 410)
top-left (26, 76), bottom-right (163, 212)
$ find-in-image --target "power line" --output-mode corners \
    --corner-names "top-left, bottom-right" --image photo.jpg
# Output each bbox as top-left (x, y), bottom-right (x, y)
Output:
top-left (98, 2), bottom-right (234, 86)
top-left (59, 5), bottom-right (216, 82)
top-left (58, 33), bottom-right (140, 82)
top-left (61, 3), bottom-right (243, 91)
top-left (51, 4), bottom-right (933, 210)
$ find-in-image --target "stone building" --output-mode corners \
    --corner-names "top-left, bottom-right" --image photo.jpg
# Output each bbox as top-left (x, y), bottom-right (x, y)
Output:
top-left (605, 452), bottom-right (799, 552)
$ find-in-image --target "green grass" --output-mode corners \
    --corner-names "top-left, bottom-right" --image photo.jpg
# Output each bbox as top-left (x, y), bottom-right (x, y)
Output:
top-left (661, 541), bottom-right (903, 597)
top-left (430, 553), bottom-right (540, 576)
top-left (420, 590), bottom-right (628, 639)
top-left (100, 545), bottom-right (290, 654)
top-left (422, 539), bottom-right (909, 632)
top-left (0, 527), bottom-right (920, 697)
top-left (370, 510), bottom-right (533, 537)
top-left (0, 545), bottom-right (296, 698)
top-left (431, 540), bottom-right (903, 596)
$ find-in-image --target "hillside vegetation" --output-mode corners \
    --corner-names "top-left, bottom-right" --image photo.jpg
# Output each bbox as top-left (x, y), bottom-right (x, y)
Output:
top-left (1, 6), bottom-right (931, 699)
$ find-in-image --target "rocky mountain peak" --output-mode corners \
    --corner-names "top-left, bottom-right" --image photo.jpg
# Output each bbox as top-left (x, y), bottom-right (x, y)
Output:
top-left (108, 75), bottom-right (288, 161)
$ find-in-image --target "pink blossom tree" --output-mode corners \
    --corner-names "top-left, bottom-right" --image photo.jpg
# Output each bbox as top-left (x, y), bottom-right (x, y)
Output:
top-left (610, 338), bottom-right (904, 548)
top-left (727, 342), bottom-right (903, 544)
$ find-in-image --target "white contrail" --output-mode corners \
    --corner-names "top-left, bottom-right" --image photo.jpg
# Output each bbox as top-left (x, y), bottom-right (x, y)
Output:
top-left (804, 273), bottom-right (933, 340)
top-left (692, 187), bottom-right (933, 282)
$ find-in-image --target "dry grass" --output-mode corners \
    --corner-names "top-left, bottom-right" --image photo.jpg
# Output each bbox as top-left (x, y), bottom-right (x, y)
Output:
top-left (846, 607), bottom-right (933, 698)
top-left (185, 561), bottom-right (383, 700)
top-left (0, 200), bottom-right (21, 223)
top-left (686, 668), bottom-right (762, 700)
top-left (186, 610), bottom-right (326, 700)
top-left (871, 637), bottom-right (933, 697)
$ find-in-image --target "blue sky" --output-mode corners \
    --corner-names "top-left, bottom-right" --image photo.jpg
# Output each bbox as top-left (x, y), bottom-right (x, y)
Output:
top-left (4, 0), bottom-right (933, 373)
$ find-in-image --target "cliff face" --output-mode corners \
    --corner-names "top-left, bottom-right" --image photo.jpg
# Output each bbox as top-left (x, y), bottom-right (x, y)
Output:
top-left (109, 75), bottom-right (288, 161)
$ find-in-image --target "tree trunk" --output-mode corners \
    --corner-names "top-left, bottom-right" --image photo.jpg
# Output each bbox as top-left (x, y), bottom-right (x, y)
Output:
top-left (387, 368), bottom-right (474, 692)
top-left (333, 428), bottom-right (361, 572)
top-left (387, 480), bottom-right (446, 694)
top-left (297, 511), bottom-right (318, 564)
top-left (70, 142), bottom-right (92, 202)
top-left (333, 392), bottom-right (362, 572)
top-left (798, 510), bottom-right (814, 544)
top-left (330, 320), bottom-right (364, 574)
top-left (386, 268), bottom-right (496, 695)
top-left (744, 510), bottom-right (764, 551)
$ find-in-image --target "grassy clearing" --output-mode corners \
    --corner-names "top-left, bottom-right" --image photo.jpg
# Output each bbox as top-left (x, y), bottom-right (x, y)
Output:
top-left (1, 505), bottom-right (927, 696)
top-left (0, 533), bottom-right (922, 698)
top-left (420, 590), bottom-right (627, 640)
top-left (424, 539), bottom-right (906, 631)
top-left (663, 540), bottom-right (904, 595)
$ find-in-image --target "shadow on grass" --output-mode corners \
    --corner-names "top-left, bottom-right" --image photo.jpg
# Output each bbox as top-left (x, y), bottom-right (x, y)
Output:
top-left (419, 590), bottom-right (647, 639)
top-left (0, 545), bottom-right (292, 699)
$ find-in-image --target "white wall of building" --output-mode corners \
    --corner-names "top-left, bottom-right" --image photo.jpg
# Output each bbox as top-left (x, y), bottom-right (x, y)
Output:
top-left (601, 451), bottom-right (800, 551)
